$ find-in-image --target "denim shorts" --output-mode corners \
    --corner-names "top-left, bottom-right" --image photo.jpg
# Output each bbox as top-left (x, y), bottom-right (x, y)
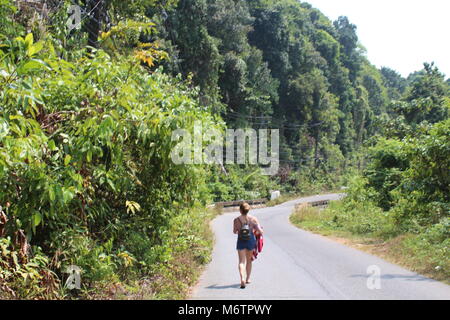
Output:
top-left (236, 233), bottom-right (257, 251)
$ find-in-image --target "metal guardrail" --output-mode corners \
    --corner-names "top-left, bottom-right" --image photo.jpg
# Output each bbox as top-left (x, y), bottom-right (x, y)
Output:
top-left (309, 200), bottom-right (331, 207)
top-left (295, 199), bottom-right (332, 211)
top-left (213, 197), bottom-right (335, 210)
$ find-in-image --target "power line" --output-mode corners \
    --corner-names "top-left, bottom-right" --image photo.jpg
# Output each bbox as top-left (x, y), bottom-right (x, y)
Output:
top-left (43, 0), bottom-right (107, 44)
top-left (223, 110), bottom-right (273, 120)
top-left (222, 115), bottom-right (326, 131)
top-left (221, 111), bottom-right (326, 129)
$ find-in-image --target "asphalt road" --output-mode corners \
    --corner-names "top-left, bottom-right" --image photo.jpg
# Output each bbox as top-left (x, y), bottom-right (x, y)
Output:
top-left (191, 194), bottom-right (450, 300)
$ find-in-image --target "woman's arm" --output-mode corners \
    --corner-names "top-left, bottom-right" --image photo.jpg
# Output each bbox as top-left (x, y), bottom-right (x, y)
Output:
top-left (233, 218), bottom-right (240, 234)
top-left (253, 217), bottom-right (264, 235)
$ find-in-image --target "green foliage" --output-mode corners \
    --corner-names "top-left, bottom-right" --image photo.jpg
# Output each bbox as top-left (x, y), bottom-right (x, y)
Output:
top-left (0, 22), bottom-right (218, 297)
top-left (52, 230), bottom-right (118, 285)
top-left (207, 165), bottom-right (279, 202)
top-left (109, 0), bottom-right (179, 20)
top-left (291, 203), bottom-right (449, 281)
top-left (0, 237), bottom-right (60, 299)
top-left (0, 0), bottom-right (22, 40)
top-left (150, 0), bottom-right (434, 176)
top-left (398, 219), bottom-right (450, 281)
top-left (292, 177), bottom-right (379, 234)
top-left (390, 118), bottom-right (450, 228)
top-left (1, 0), bottom-right (449, 299)
top-left (100, 19), bottom-right (167, 65)
top-left (148, 207), bottom-right (215, 299)
top-left (1, 31), bottom-right (217, 235)
top-left (387, 63), bottom-right (449, 132)
top-left (354, 119), bottom-right (448, 230)
top-left (364, 139), bottom-right (409, 210)
top-left (295, 65), bottom-right (450, 281)
top-left (380, 67), bottom-right (407, 100)
top-left (330, 116), bottom-right (449, 237)
top-left (315, 111), bottom-right (450, 235)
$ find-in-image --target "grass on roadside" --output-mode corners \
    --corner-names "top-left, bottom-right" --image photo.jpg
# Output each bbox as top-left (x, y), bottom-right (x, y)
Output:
top-left (290, 201), bottom-right (450, 284)
top-left (76, 207), bottom-right (218, 300)
top-left (149, 207), bottom-right (217, 299)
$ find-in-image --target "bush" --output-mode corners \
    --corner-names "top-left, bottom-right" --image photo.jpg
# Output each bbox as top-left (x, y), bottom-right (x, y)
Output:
top-left (364, 138), bottom-right (409, 210)
top-left (391, 118), bottom-right (450, 227)
top-left (360, 118), bottom-right (450, 231)
top-left (51, 230), bottom-right (118, 287)
top-left (320, 199), bottom-right (395, 237)
top-left (398, 219), bottom-right (450, 280)
top-left (207, 165), bottom-right (281, 202)
top-left (0, 237), bottom-right (60, 299)
top-left (0, 30), bottom-right (220, 297)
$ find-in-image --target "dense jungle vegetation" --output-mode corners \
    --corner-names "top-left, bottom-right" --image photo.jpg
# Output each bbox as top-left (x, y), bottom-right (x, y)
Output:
top-left (0, 0), bottom-right (448, 298)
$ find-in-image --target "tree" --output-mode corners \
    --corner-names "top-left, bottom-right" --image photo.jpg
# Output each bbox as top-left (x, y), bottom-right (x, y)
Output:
top-left (360, 62), bottom-right (389, 116)
top-left (165, 0), bottom-right (221, 101)
top-left (380, 67), bottom-right (407, 100)
top-left (206, 0), bottom-right (253, 53)
top-left (396, 63), bottom-right (449, 125)
top-left (248, 7), bottom-right (290, 80)
top-left (334, 16), bottom-right (362, 83)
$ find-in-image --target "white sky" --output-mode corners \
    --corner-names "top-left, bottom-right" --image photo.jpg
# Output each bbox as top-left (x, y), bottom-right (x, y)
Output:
top-left (304, 0), bottom-right (450, 78)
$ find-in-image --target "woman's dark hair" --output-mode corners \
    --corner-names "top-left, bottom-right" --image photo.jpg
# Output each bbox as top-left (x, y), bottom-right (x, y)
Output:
top-left (240, 203), bottom-right (251, 215)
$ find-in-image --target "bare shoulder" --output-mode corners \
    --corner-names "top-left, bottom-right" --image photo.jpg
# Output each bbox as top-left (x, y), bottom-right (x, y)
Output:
top-left (249, 215), bottom-right (259, 224)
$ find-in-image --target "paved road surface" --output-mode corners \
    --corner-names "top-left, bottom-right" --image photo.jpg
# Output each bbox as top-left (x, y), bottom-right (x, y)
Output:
top-left (191, 194), bottom-right (450, 300)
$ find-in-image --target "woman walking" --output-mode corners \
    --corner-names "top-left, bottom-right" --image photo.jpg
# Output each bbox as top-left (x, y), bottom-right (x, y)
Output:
top-left (233, 203), bottom-right (264, 289)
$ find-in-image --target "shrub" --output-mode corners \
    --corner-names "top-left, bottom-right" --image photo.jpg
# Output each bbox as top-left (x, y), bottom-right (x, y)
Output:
top-left (363, 138), bottom-right (409, 210)
top-left (0, 31), bottom-right (220, 297)
top-left (0, 237), bottom-right (60, 299)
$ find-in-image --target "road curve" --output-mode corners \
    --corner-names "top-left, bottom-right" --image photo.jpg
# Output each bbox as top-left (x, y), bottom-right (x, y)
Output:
top-left (191, 194), bottom-right (450, 300)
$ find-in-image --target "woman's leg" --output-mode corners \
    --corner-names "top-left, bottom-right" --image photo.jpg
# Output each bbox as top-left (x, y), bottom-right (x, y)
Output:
top-left (237, 250), bottom-right (247, 286)
top-left (245, 249), bottom-right (254, 283)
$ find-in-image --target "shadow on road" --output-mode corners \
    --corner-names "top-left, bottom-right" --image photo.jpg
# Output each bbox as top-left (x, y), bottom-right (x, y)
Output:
top-left (350, 274), bottom-right (435, 282)
top-left (206, 284), bottom-right (242, 290)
